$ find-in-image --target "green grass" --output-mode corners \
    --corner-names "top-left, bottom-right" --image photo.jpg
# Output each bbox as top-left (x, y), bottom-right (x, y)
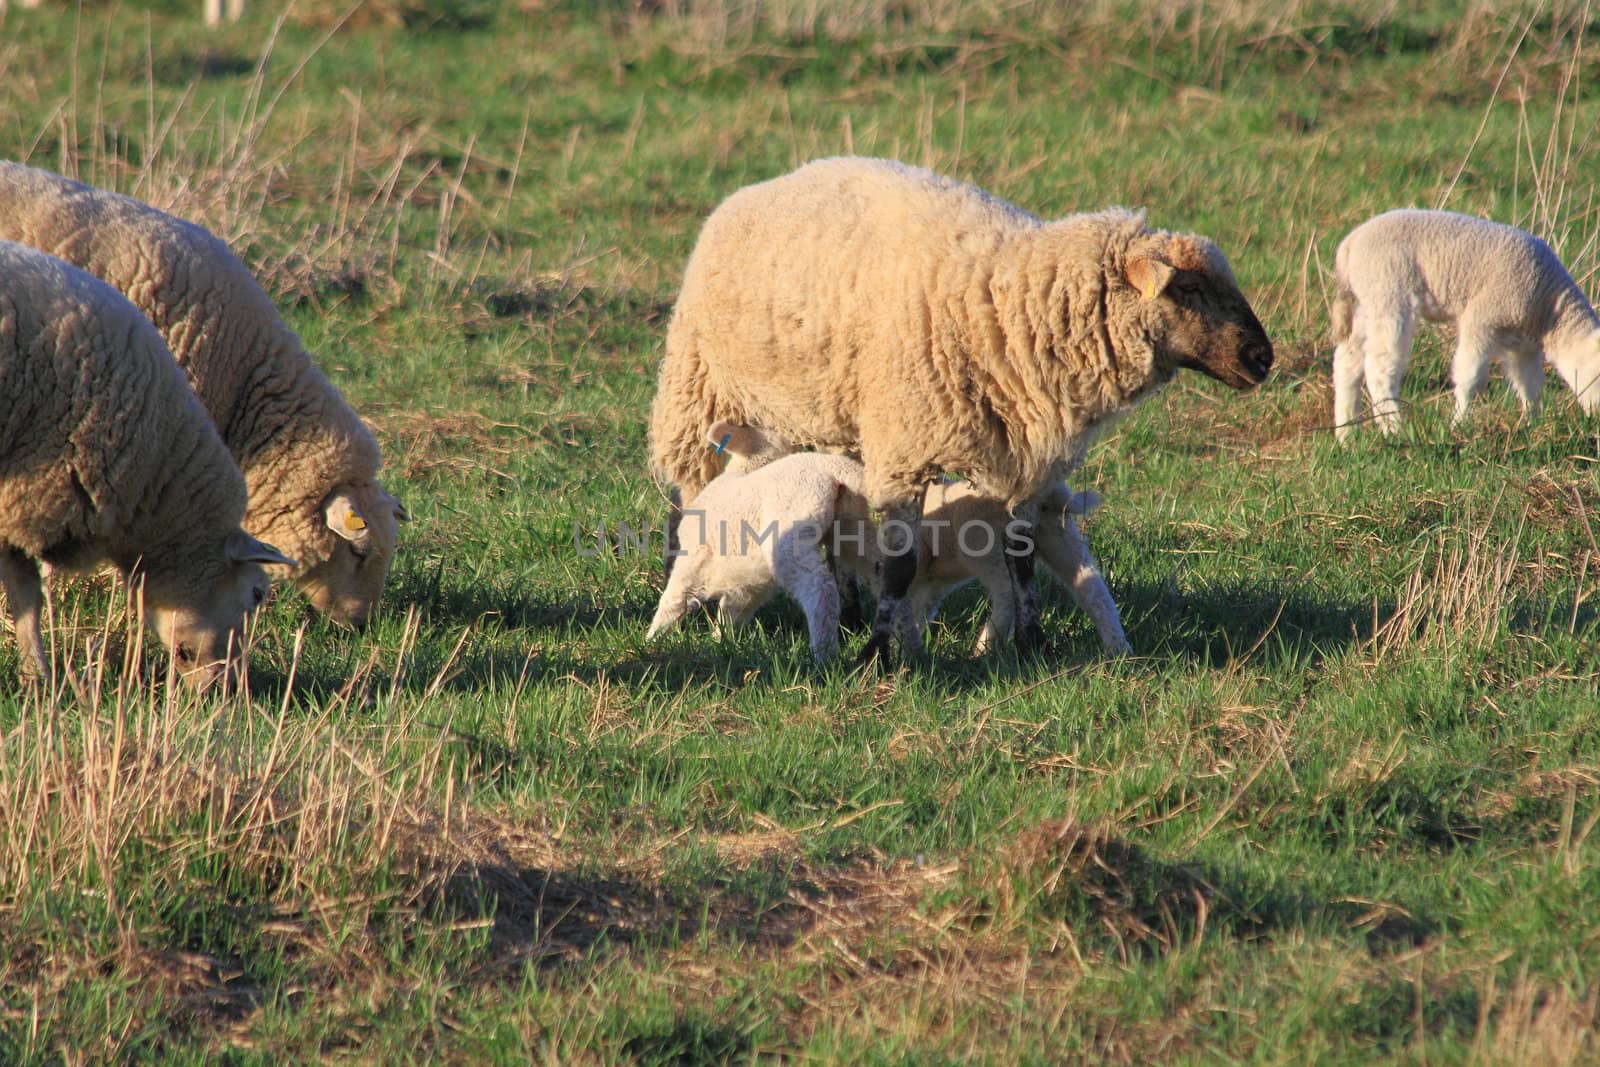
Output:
top-left (4, 0), bottom-right (1600, 1061)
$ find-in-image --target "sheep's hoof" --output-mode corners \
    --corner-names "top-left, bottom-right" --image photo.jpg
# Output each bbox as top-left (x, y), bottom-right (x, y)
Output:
top-left (853, 633), bottom-right (893, 671)
top-left (1014, 620), bottom-right (1046, 654)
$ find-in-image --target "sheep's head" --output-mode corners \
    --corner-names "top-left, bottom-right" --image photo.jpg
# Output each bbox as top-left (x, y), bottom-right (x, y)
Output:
top-left (706, 420), bottom-right (794, 474)
top-left (141, 530), bottom-right (294, 691)
top-left (1122, 232), bottom-right (1274, 391)
top-left (297, 483), bottom-right (410, 630)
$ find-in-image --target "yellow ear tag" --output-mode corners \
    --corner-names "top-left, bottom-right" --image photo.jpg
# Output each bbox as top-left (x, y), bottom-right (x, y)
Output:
top-left (345, 513), bottom-right (367, 532)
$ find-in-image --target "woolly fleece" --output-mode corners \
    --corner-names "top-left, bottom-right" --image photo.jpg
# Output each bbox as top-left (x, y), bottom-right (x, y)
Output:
top-left (0, 241), bottom-right (287, 685)
top-left (0, 162), bottom-right (403, 627)
top-left (649, 156), bottom-right (1274, 511)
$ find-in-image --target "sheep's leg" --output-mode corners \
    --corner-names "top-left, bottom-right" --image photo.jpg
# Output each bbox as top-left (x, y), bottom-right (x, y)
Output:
top-left (1505, 347), bottom-right (1546, 419)
top-left (858, 497), bottom-right (923, 666)
top-left (1450, 320), bottom-right (1499, 424)
top-left (1332, 331), bottom-right (1367, 441)
top-left (1362, 307), bottom-right (1414, 434)
top-left (1037, 514), bottom-right (1131, 656)
top-left (0, 549), bottom-right (47, 683)
top-left (1007, 499), bottom-right (1044, 652)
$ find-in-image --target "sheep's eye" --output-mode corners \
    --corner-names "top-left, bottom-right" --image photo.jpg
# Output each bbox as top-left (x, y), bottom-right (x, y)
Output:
top-left (349, 542), bottom-right (371, 565)
top-left (251, 585), bottom-right (267, 608)
top-left (175, 643), bottom-right (197, 665)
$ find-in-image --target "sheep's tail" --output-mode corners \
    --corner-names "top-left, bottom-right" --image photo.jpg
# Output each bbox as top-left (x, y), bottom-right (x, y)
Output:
top-left (647, 316), bottom-right (740, 500)
top-left (1330, 244), bottom-right (1355, 346)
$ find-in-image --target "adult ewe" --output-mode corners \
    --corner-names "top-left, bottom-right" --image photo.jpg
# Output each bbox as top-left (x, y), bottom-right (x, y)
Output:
top-left (0, 241), bottom-right (292, 688)
top-left (650, 157), bottom-right (1273, 661)
top-left (1332, 208), bottom-right (1600, 439)
top-left (0, 161), bottom-right (406, 628)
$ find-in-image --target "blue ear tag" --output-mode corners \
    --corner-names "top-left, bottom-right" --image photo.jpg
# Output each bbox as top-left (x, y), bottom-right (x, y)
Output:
top-left (714, 433), bottom-right (732, 456)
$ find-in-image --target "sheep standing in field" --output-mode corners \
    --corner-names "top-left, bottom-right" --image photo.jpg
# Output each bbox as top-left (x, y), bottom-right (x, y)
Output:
top-left (1331, 209), bottom-right (1600, 439)
top-left (712, 422), bottom-right (1131, 657)
top-left (0, 241), bottom-right (292, 688)
top-left (650, 157), bottom-right (1273, 663)
top-left (0, 162), bottom-right (405, 628)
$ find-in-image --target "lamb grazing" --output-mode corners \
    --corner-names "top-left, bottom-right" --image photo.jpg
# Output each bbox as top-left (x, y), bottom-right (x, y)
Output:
top-left (0, 162), bottom-right (405, 628)
top-left (1331, 208), bottom-right (1600, 440)
top-left (713, 422), bottom-right (1131, 657)
top-left (649, 157), bottom-right (1273, 663)
top-left (647, 423), bottom-right (864, 661)
top-left (0, 241), bottom-right (293, 688)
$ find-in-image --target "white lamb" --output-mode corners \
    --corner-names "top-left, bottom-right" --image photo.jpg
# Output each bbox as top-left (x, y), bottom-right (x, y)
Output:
top-left (647, 430), bottom-right (862, 661)
top-left (650, 422), bottom-right (1131, 660)
top-left (650, 157), bottom-right (1273, 663)
top-left (1332, 208), bottom-right (1600, 439)
top-left (0, 162), bottom-right (405, 628)
top-left (0, 241), bottom-right (292, 689)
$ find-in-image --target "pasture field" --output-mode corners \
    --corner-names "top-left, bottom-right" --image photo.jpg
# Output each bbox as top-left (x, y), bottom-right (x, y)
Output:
top-left (4, 0), bottom-right (1600, 1061)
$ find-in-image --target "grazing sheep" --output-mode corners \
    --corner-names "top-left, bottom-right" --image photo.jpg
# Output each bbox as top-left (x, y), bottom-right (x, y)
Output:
top-left (650, 157), bottom-right (1273, 662)
top-left (0, 241), bottom-right (292, 688)
top-left (647, 426), bottom-right (864, 661)
top-left (1331, 208), bottom-right (1600, 439)
top-left (713, 422), bottom-right (1130, 657)
top-left (0, 162), bottom-right (405, 628)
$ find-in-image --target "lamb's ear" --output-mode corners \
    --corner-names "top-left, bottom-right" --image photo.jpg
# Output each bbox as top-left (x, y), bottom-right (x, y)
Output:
top-left (1125, 252), bottom-right (1176, 301)
top-left (226, 529), bottom-right (296, 568)
top-left (325, 490), bottom-right (375, 548)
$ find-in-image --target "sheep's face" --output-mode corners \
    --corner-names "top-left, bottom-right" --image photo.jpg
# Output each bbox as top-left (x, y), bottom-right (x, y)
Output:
top-left (298, 483), bottom-right (409, 629)
top-left (1124, 234), bottom-right (1274, 391)
top-left (142, 530), bottom-right (294, 691)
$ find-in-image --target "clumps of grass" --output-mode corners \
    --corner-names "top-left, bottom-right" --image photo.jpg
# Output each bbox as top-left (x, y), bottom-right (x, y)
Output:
top-left (1370, 510), bottom-right (1526, 662)
top-left (978, 819), bottom-right (1222, 962)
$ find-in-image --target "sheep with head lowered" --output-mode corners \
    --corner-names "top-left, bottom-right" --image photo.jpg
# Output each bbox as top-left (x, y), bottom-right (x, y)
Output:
top-left (649, 157), bottom-right (1273, 662)
top-left (1331, 208), bottom-right (1600, 439)
top-left (0, 161), bottom-right (406, 629)
top-left (0, 241), bottom-right (293, 689)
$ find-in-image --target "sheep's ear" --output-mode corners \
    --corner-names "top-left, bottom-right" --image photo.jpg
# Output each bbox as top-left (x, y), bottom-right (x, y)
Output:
top-left (1126, 253), bottom-right (1176, 300)
top-left (706, 420), bottom-right (748, 455)
top-left (226, 529), bottom-right (296, 568)
top-left (381, 488), bottom-right (412, 523)
top-left (325, 491), bottom-right (375, 548)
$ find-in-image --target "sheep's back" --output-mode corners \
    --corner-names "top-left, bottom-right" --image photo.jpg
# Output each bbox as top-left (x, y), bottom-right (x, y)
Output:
top-left (1342, 209), bottom-right (1577, 331)
top-left (0, 241), bottom-right (245, 566)
top-left (678, 158), bottom-right (1038, 450)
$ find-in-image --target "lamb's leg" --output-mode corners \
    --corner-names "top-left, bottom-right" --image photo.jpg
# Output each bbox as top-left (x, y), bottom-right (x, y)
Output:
top-left (646, 554), bottom-right (701, 639)
top-left (1332, 332), bottom-right (1366, 441)
top-left (0, 549), bottom-right (47, 683)
top-left (1450, 318), bottom-right (1499, 424)
top-left (1362, 306), bottom-right (1414, 434)
top-left (1505, 347), bottom-right (1546, 419)
top-left (1036, 514), bottom-right (1131, 656)
top-left (858, 496), bottom-right (923, 666)
top-left (775, 544), bottom-right (841, 662)
top-left (663, 486), bottom-right (683, 583)
top-left (972, 568), bottom-right (1015, 657)
top-left (1006, 500), bottom-right (1043, 652)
